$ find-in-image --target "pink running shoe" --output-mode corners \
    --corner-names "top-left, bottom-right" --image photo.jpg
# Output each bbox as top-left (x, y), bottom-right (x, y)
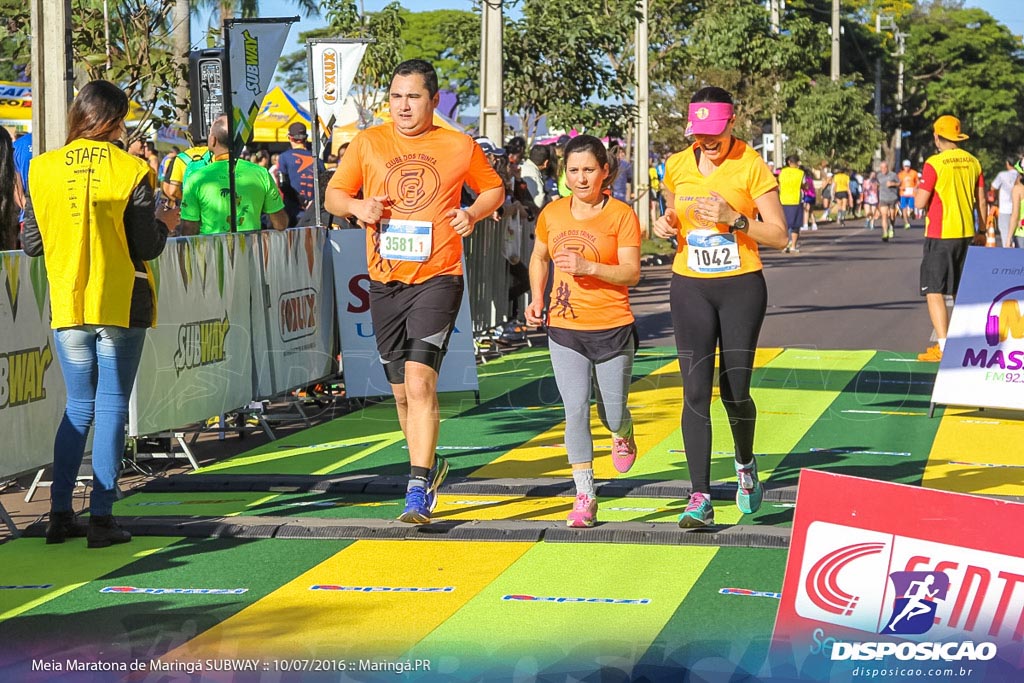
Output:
top-left (611, 434), bottom-right (637, 473)
top-left (566, 493), bottom-right (598, 528)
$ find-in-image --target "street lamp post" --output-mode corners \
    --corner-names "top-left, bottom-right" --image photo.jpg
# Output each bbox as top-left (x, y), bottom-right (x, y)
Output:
top-left (634, 0), bottom-right (650, 235)
top-left (479, 0), bottom-right (504, 145)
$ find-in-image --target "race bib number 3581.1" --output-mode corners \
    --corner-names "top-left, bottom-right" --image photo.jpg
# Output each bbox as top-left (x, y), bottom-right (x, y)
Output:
top-left (686, 229), bottom-right (740, 274)
top-left (380, 219), bottom-right (432, 262)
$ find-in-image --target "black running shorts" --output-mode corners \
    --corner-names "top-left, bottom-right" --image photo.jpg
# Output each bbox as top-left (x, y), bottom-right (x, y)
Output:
top-left (369, 275), bottom-right (464, 384)
top-left (783, 205), bottom-right (803, 234)
top-left (919, 237), bottom-right (972, 297)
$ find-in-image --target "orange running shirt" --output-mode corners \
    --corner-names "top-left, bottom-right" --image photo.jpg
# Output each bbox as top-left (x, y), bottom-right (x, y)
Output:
top-left (898, 168), bottom-right (920, 197)
top-left (919, 149), bottom-right (984, 239)
top-left (535, 196), bottom-right (641, 331)
top-left (328, 125), bottom-right (503, 284)
top-left (663, 140), bottom-right (778, 279)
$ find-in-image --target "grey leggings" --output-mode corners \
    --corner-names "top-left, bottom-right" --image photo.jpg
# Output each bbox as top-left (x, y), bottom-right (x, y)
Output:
top-left (548, 336), bottom-right (634, 465)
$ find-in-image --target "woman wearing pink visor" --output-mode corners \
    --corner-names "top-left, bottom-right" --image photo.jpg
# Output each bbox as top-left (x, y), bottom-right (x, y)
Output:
top-left (652, 87), bottom-right (787, 529)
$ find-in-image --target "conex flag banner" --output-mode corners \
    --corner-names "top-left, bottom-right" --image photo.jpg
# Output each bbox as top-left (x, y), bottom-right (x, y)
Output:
top-left (130, 235), bottom-right (254, 436)
top-left (0, 252), bottom-right (66, 479)
top-left (309, 41), bottom-right (367, 130)
top-left (932, 247), bottom-right (1024, 411)
top-left (224, 18), bottom-right (295, 150)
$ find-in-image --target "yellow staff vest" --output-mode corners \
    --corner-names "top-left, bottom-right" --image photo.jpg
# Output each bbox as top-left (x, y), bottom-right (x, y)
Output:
top-left (29, 139), bottom-right (156, 329)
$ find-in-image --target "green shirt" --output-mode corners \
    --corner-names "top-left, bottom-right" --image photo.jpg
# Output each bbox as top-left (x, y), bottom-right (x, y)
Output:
top-left (180, 158), bottom-right (285, 234)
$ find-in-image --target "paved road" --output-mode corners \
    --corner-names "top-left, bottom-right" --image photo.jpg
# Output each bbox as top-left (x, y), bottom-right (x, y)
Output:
top-left (632, 218), bottom-right (934, 353)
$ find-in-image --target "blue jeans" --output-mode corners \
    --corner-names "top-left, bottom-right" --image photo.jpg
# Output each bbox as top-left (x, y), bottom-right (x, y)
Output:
top-left (52, 325), bottom-right (146, 516)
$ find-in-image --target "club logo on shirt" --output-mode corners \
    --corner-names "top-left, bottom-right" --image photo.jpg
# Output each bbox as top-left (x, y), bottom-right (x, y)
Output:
top-left (384, 159), bottom-right (440, 214)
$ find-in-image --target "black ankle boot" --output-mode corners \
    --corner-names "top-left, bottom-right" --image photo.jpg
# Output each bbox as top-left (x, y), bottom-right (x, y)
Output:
top-left (87, 515), bottom-right (132, 548)
top-left (45, 510), bottom-right (86, 544)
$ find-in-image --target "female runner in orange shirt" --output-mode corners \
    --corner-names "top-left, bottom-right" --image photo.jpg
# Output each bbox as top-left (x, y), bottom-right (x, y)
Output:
top-left (525, 135), bottom-right (642, 528)
top-left (653, 87), bottom-right (788, 528)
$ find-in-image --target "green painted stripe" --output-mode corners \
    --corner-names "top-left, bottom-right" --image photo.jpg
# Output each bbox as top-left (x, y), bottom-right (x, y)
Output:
top-left (640, 547), bottom-right (788, 676)
top-left (0, 538), bottom-right (347, 666)
top-left (412, 542), bottom-right (717, 676)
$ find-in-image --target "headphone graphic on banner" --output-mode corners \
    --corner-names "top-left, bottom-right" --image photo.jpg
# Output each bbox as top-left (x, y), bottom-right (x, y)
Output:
top-left (985, 286), bottom-right (1024, 346)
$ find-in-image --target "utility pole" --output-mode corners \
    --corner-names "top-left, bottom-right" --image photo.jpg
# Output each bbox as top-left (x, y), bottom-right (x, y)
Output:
top-left (877, 14), bottom-right (906, 166)
top-left (634, 0), bottom-right (650, 235)
top-left (770, 0), bottom-right (783, 167)
top-left (831, 0), bottom-right (841, 82)
top-left (479, 1), bottom-right (504, 145)
top-left (31, 0), bottom-right (74, 153)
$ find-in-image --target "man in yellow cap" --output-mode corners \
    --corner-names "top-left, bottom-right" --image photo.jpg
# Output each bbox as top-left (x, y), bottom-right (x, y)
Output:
top-left (914, 115), bottom-right (987, 361)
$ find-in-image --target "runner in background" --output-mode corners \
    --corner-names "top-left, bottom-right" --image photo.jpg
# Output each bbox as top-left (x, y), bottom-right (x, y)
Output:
top-left (862, 170), bottom-right (879, 231)
top-left (914, 115), bottom-right (986, 362)
top-left (832, 168), bottom-right (851, 226)
top-left (877, 161), bottom-right (900, 242)
top-left (801, 166), bottom-right (817, 231)
top-left (652, 86), bottom-right (787, 529)
top-left (1012, 159), bottom-right (1024, 248)
top-left (898, 159), bottom-right (919, 229)
top-left (991, 158), bottom-right (1020, 248)
top-left (524, 135), bottom-right (641, 528)
top-left (325, 59), bottom-right (504, 524)
top-left (778, 155), bottom-right (804, 253)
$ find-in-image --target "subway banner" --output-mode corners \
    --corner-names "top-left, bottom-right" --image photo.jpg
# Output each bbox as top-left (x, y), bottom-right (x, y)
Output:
top-left (223, 17), bottom-right (296, 150)
top-left (0, 252), bottom-right (65, 479)
top-left (770, 469), bottom-right (1024, 681)
top-left (932, 247), bottom-right (1024, 411)
top-left (329, 230), bottom-right (479, 399)
top-left (308, 40), bottom-right (368, 131)
top-left (129, 235), bottom-right (254, 436)
top-left (250, 227), bottom-right (335, 398)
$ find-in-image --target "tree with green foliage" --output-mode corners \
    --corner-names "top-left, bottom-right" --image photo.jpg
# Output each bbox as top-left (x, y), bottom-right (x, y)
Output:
top-left (398, 8), bottom-right (478, 119)
top-left (901, 2), bottom-right (1024, 175)
top-left (785, 78), bottom-right (884, 169)
top-left (280, 0), bottom-right (404, 126)
top-left (0, 3), bottom-right (31, 82)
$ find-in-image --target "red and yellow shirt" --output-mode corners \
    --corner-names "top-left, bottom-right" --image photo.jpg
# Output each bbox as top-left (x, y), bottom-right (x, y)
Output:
top-left (663, 140), bottom-right (778, 279)
top-left (328, 125), bottom-right (503, 284)
top-left (536, 196), bottom-right (640, 330)
top-left (919, 149), bottom-right (984, 239)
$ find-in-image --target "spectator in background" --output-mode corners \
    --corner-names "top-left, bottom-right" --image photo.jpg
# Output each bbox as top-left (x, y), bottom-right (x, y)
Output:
top-left (278, 122), bottom-right (327, 227)
top-left (556, 134), bottom-right (572, 198)
top-left (505, 136), bottom-right (526, 168)
top-left (992, 158), bottom-right (1019, 248)
top-left (610, 145), bottom-right (633, 205)
top-left (1011, 160), bottom-right (1024, 248)
top-left (520, 144), bottom-right (550, 213)
top-left (179, 114), bottom-right (288, 235)
top-left (0, 127), bottom-right (22, 250)
top-left (21, 80), bottom-right (170, 549)
top-left (157, 145), bottom-right (180, 186)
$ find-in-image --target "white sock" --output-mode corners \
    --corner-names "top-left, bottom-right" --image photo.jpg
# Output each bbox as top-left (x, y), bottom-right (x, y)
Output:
top-left (938, 338), bottom-right (946, 352)
top-left (572, 468), bottom-right (595, 498)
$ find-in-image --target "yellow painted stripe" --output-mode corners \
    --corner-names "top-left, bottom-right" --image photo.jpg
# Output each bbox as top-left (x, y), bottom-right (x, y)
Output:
top-left (161, 540), bottom-right (533, 660)
top-left (922, 407), bottom-right (1024, 496)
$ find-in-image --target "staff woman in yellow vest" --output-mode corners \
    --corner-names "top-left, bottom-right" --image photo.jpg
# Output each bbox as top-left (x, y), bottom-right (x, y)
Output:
top-left (22, 81), bottom-right (169, 548)
top-left (652, 86), bottom-right (787, 529)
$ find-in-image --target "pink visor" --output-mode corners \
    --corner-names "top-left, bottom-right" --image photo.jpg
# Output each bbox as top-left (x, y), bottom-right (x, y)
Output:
top-left (685, 102), bottom-right (734, 136)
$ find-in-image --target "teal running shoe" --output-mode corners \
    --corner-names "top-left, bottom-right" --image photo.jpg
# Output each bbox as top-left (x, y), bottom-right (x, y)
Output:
top-left (735, 458), bottom-right (763, 515)
top-left (678, 492), bottom-right (714, 529)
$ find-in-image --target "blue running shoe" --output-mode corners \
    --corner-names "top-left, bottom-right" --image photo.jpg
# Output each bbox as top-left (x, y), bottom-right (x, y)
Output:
top-left (424, 456), bottom-right (449, 513)
top-left (735, 459), bottom-right (763, 515)
top-left (398, 485), bottom-right (430, 524)
top-left (678, 492), bottom-right (714, 529)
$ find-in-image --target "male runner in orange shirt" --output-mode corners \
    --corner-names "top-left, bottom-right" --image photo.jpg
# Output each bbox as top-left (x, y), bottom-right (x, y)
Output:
top-left (326, 60), bottom-right (505, 523)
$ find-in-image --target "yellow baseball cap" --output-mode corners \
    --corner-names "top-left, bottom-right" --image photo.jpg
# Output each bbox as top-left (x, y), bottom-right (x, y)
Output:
top-left (933, 115), bottom-right (969, 141)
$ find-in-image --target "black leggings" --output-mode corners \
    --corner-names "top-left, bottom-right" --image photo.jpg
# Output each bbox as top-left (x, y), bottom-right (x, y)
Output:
top-left (670, 271), bottom-right (767, 494)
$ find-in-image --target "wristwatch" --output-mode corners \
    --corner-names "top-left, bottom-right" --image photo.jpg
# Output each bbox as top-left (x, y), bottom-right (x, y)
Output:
top-left (729, 215), bottom-right (749, 233)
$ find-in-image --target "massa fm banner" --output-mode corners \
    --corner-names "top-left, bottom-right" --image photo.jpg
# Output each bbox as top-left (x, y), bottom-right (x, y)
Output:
top-left (129, 235), bottom-right (254, 436)
top-left (0, 252), bottom-right (66, 479)
top-left (932, 248), bottom-right (1024, 412)
top-left (250, 227), bottom-right (335, 398)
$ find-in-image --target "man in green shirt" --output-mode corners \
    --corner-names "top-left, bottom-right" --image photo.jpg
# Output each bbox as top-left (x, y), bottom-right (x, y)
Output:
top-left (179, 115), bottom-right (288, 235)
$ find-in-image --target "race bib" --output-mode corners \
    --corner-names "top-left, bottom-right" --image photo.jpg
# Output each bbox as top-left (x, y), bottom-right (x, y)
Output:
top-left (901, 187), bottom-right (915, 197)
top-left (686, 229), bottom-right (740, 274)
top-left (380, 220), bottom-right (432, 262)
